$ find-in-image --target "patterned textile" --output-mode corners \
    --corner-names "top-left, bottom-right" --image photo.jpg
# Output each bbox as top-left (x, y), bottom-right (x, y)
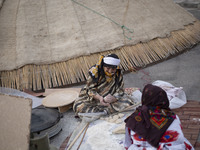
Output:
top-left (149, 107), bottom-right (175, 130)
top-left (125, 84), bottom-right (176, 147)
top-left (73, 71), bottom-right (136, 114)
top-left (73, 55), bottom-right (136, 115)
top-left (124, 115), bottom-right (194, 150)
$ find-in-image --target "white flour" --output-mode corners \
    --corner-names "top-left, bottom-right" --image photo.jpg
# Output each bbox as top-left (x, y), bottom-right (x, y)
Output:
top-left (80, 120), bottom-right (125, 150)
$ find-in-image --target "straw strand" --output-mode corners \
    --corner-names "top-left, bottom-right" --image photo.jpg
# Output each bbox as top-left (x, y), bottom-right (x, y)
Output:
top-left (0, 21), bottom-right (199, 91)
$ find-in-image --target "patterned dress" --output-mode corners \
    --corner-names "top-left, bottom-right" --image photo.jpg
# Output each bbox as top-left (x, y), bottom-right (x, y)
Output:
top-left (124, 115), bottom-right (194, 150)
top-left (73, 65), bottom-right (136, 115)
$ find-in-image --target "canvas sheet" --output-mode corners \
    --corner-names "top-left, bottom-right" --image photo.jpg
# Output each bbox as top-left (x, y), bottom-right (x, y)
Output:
top-left (0, 0), bottom-right (195, 71)
top-left (0, 87), bottom-right (42, 108)
top-left (0, 94), bottom-right (32, 150)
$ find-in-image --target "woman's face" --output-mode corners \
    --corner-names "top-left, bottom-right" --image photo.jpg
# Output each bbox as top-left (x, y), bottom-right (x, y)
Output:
top-left (103, 66), bottom-right (117, 76)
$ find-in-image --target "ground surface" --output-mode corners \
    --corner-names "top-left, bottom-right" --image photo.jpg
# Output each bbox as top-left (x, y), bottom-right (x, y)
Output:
top-left (58, 100), bottom-right (200, 150)
top-left (51, 1), bottom-right (200, 149)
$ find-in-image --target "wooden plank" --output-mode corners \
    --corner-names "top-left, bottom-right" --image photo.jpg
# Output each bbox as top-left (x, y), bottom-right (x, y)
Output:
top-left (58, 103), bottom-right (73, 113)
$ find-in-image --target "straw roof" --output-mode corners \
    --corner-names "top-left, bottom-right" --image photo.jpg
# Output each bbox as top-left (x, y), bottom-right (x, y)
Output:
top-left (0, 0), bottom-right (200, 90)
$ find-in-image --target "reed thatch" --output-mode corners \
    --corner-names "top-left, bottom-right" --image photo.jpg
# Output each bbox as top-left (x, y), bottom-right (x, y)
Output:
top-left (0, 0), bottom-right (200, 91)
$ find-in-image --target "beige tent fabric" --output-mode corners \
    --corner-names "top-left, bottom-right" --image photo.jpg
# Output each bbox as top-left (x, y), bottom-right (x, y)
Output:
top-left (0, 0), bottom-right (200, 90)
top-left (0, 0), bottom-right (196, 70)
top-left (0, 0), bottom-right (4, 9)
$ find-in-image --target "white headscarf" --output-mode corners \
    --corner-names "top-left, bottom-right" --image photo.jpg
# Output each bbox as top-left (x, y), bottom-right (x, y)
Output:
top-left (103, 54), bottom-right (120, 66)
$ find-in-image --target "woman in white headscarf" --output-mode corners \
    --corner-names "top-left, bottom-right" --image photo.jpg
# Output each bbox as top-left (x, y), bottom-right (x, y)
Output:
top-left (73, 54), bottom-right (136, 115)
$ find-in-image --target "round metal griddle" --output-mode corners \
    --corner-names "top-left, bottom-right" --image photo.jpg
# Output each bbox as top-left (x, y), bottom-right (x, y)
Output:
top-left (31, 107), bottom-right (62, 138)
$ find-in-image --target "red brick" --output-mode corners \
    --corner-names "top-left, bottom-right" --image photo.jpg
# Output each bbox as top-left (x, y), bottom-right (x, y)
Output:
top-left (64, 138), bottom-right (69, 143)
top-left (194, 147), bottom-right (200, 150)
top-left (189, 116), bottom-right (200, 122)
top-left (183, 129), bottom-right (197, 134)
top-left (174, 111), bottom-right (183, 116)
top-left (188, 140), bottom-right (196, 146)
top-left (63, 142), bottom-right (68, 146)
top-left (178, 114), bottom-right (190, 120)
top-left (189, 115), bottom-right (200, 119)
top-left (188, 124), bottom-right (200, 129)
top-left (186, 101), bottom-right (200, 104)
top-left (182, 104), bottom-right (200, 108)
top-left (190, 116), bottom-right (200, 119)
top-left (191, 134), bottom-right (199, 140)
top-left (195, 142), bottom-right (200, 149)
top-left (173, 108), bottom-right (182, 111)
top-left (181, 123), bottom-right (188, 128)
top-left (59, 133), bottom-right (72, 150)
top-left (184, 111), bottom-right (200, 115)
top-left (173, 110), bottom-right (181, 114)
top-left (181, 120), bottom-right (199, 125)
top-left (183, 133), bottom-right (191, 136)
top-left (60, 144), bottom-right (67, 148)
top-left (181, 107), bottom-right (200, 111)
top-left (184, 133), bottom-right (192, 139)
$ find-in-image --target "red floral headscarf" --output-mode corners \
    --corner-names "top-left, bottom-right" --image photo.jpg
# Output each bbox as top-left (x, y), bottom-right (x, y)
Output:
top-left (125, 84), bottom-right (176, 148)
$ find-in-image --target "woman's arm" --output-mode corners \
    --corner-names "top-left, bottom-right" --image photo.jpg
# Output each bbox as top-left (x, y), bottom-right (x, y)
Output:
top-left (82, 75), bottom-right (109, 106)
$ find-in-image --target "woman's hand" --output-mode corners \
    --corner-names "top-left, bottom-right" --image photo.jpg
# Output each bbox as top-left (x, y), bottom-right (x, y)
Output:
top-left (104, 94), bottom-right (117, 103)
top-left (99, 96), bottom-right (110, 106)
top-left (93, 94), bottom-right (109, 106)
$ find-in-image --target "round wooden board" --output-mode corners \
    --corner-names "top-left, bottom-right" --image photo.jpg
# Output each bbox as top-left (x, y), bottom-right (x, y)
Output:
top-left (42, 90), bottom-right (79, 108)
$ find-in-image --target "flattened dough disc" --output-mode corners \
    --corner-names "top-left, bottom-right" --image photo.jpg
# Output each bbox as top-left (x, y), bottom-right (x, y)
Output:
top-left (42, 90), bottom-right (79, 108)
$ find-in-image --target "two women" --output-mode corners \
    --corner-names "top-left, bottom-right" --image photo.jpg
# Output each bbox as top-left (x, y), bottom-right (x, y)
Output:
top-left (73, 53), bottom-right (194, 149)
top-left (73, 54), bottom-right (136, 115)
top-left (124, 84), bottom-right (194, 150)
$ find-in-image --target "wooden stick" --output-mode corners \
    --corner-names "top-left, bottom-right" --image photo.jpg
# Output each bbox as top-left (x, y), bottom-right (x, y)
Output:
top-left (67, 123), bottom-right (90, 150)
top-left (119, 102), bottom-right (141, 112)
top-left (77, 123), bottom-right (89, 150)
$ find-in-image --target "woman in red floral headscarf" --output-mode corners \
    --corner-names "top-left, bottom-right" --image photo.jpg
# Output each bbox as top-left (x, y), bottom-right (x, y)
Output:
top-left (124, 84), bottom-right (194, 150)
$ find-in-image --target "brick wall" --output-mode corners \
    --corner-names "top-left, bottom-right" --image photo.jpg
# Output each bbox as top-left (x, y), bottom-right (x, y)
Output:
top-left (174, 100), bottom-right (200, 149)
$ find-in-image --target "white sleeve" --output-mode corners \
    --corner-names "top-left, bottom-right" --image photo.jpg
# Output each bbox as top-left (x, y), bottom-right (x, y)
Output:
top-left (124, 127), bottom-right (133, 149)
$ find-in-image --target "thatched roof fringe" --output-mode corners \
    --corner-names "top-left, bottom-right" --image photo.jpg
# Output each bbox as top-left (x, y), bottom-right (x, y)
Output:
top-left (0, 21), bottom-right (200, 91)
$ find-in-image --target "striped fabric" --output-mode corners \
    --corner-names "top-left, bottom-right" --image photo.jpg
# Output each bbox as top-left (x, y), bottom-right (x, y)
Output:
top-left (73, 71), bottom-right (136, 114)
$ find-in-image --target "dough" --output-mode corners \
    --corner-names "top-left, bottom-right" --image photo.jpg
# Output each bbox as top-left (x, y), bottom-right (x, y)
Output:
top-left (103, 113), bottom-right (126, 124)
top-left (108, 118), bottom-right (118, 123)
top-left (113, 115), bottom-right (119, 120)
top-left (105, 118), bottom-right (109, 121)
top-left (81, 121), bottom-right (124, 150)
top-left (115, 119), bottom-right (122, 124)
top-left (118, 113), bottom-right (124, 118)
top-left (112, 123), bottom-right (126, 134)
top-left (100, 117), bottom-right (105, 120)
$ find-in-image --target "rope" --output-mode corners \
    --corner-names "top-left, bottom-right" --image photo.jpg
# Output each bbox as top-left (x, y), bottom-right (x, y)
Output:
top-left (71, 0), bottom-right (134, 40)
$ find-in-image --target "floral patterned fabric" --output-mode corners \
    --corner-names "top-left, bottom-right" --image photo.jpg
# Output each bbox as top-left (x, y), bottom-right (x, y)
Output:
top-left (124, 115), bottom-right (194, 150)
top-left (125, 84), bottom-right (176, 147)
